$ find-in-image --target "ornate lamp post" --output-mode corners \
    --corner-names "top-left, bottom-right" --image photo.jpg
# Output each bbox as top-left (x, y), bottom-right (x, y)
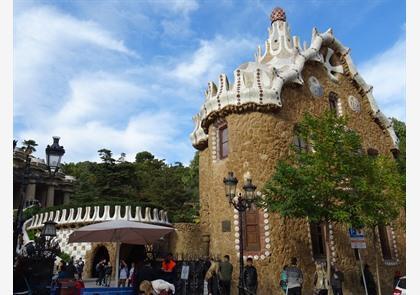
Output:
top-left (223, 172), bottom-right (257, 295)
top-left (14, 137), bottom-right (65, 258)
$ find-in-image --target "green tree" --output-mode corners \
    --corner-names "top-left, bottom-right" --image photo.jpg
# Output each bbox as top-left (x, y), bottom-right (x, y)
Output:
top-left (261, 111), bottom-right (404, 294)
top-left (98, 148), bottom-right (115, 164)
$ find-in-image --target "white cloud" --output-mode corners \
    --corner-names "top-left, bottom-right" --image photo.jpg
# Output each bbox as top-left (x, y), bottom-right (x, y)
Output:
top-left (359, 38), bottom-right (406, 120)
top-left (171, 35), bottom-right (257, 88)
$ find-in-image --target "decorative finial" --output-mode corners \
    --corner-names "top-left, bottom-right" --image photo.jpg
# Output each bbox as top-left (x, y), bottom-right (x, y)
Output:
top-left (270, 7), bottom-right (286, 23)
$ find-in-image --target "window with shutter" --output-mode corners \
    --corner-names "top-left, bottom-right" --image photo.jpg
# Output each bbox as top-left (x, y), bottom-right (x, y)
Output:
top-left (310, 222), bottom-right (326, 260)
top-left (243, 209), bottom-right (261, 251)
top-left (378, 225), bottom-right (393, 260)
top-left (219, 125), bottom-right (228, 159)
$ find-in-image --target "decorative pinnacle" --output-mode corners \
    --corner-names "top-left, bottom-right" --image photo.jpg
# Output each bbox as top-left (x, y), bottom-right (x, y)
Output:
top-left (270, 7), bottom-right (286, 23)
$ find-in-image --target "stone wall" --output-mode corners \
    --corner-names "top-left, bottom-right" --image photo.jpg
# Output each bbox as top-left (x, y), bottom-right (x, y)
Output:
top-left (169, 223), bottom-right (206, 259)
top-left (198, 56), bottom-right (405, 295)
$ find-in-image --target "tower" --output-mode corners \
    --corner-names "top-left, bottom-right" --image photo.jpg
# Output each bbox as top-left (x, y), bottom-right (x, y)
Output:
top-left (190, 7), bottom-right (403, 294)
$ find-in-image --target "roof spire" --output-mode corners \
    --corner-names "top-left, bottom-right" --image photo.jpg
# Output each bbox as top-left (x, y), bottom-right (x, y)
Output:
top-left (270, 7), bottom-right (286, 23)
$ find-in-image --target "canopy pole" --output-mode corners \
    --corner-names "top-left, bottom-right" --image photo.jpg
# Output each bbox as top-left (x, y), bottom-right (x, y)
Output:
top-left (115, 241), bottom-right (121, 287)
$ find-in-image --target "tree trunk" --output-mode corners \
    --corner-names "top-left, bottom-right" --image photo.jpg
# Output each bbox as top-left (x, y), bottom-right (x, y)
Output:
top-left (372, 226), bottom-right (382, 295)
top-left (323, 221), bottom-right (332, 295)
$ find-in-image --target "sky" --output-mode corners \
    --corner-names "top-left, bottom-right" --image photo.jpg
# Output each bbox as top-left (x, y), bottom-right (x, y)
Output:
top-left (13, 0), bottom-right (406, 165)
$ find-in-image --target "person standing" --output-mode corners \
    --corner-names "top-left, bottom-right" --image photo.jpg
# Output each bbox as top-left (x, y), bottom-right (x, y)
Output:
top-left (128, 262), bottom-right (136, 287)
top-left (219, 255), bottom-right (233, 295)
top-left (243, 257), bottom-right (258, 295)
top-left (118, 260), bottom-right (129, 287)
top-left (104, 261), bottom-right (113, 287)
top-left (393, 270), bottom-right (402, 288)
top-left (313, 262), bottom-right (329, 295)
top-left (331, 265), bottom-right (344, 295)
top-left (161, 253), bottom-right (177, 284)
top-left (285, 257), bottom-right (303, 295)
top-left (361, 264), bottom-right (377, 295)
top-left (279, 265), bottom-right (288, 295)
top-left (96, 260), bottom-right (106, 286)
top-left (76, 257), bottom-right (84, 280)
top-left (205, 261), bottom-right (221, 295)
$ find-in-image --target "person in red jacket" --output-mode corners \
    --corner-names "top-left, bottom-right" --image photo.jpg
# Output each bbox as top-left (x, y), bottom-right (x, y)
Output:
top-left (161, 253), bottom-right (176, 284)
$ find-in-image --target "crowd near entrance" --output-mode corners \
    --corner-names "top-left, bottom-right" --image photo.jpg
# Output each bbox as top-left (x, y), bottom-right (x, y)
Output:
top-left (91, 246), bottom-right (109, 278)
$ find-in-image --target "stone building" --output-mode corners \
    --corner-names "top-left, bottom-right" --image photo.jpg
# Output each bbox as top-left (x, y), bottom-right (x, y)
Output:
top-left (13, 147), bottom-right (75, 209)
top-left (189, 7), bottom-right (405, 295)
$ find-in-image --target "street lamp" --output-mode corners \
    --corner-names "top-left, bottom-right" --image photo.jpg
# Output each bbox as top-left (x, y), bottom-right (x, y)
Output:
top-left (45, 136), bottom-right (65, 176)
top-left (223, 171), bottom-right (257, 295)
top-left (14, 137), bottom-right (65, 258)
top-left (40, 220), bottom-right (57, 238)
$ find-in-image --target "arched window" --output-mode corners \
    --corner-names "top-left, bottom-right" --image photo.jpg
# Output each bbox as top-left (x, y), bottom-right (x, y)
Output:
top-left (214, 118), bottom-right (228, 160)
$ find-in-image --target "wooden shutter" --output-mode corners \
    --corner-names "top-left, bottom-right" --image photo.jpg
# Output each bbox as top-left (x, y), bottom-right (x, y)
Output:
top-left (243, 209), bottom-right (261, 251)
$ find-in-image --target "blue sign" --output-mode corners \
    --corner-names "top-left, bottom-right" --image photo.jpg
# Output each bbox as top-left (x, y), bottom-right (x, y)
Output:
top-left (349, 228), bottom-right (364, 238)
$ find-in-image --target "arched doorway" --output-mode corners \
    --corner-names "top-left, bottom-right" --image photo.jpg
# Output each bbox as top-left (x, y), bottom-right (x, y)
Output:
top-left (120, 244), bottom-right (146, 267)
top-left (91, 245), bottom-right (110, 278)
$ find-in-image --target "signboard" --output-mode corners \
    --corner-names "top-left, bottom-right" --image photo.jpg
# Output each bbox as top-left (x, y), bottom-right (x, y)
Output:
top-left (180, 265), bottom-right (190, 280)
top-left (349, 228), bottom-right (366, 249)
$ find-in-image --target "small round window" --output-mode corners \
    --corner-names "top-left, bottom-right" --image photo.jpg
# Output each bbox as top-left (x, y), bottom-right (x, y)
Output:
top-left (308, 76), bottom-right (323, 97)
top-left (348, 95), bottom-right (361, 113)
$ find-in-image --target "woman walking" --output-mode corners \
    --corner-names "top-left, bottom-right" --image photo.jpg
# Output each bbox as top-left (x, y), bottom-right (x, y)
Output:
top-left (313, 263), bottom-right (329, 295)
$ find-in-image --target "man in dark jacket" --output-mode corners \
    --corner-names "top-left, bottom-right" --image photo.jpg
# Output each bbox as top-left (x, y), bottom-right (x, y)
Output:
top-left (219, 255), bottom-right (233, 295)
top-left (361, 264), bottom-right (377, 295)
top-left (243, 257), bottom-right (258, 295)
top-left (331, 265), bottom-right (344, 295)
top-left (136, 260), bottom-right (157, 294)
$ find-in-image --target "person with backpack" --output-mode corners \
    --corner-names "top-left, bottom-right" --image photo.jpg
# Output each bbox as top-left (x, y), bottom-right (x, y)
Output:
top-left (243, 257), bottom-right (258, 295)
top-left (96, 260), bottom-right (106, 286)
top-left (279, 265), bottom-right (288, 294)
top-left (285, 257), bottom-right (303, 295)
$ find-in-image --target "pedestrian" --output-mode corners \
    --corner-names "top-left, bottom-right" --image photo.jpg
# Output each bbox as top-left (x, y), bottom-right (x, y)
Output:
top-left (279, 265), bottom-right (288, 295)
top-left (66, 257), bottom-right (78, 279)
top-left (128, 262), bottom-right (136, 287)
top-left (104, 261), bottom-right (113, 287)
top-left (361, 264), bottom-right (377, 295)
top-left (330, 265), bottom-right (344, 295)
top-left (393, 270), bottom-right (402, 288)
top-left (161, 253), bottom-right (176, 284)
top-left (76, 257), bottom-right (84, 280)
top-left (219, 255), bottom-right (233, 295)
top-left (243, 257), bottom-right (258, 295)
top-left (285, 257), bottom-right (303, 295)
top-left (96, 260), bottom-right (105, 286)
top-left (136, 259), bottom-right (157, 293)
top-left (313, 262), bottom-right (329, 295)
top-left (205, 261), bottom-right (221, 295)
top-left (119, 260), bottom-right (129, 287)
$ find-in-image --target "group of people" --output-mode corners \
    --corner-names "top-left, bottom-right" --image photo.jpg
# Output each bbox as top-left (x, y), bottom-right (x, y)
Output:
top-left (56, 257), bottom-right (85, 280)
top-left (95, 259), bottom-right (137, 287)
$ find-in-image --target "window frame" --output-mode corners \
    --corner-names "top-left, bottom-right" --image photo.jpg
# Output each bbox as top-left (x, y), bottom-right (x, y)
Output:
top-left (328, 92), bottom-right (339, 116)
top-left (218, 124), bottom-right (229, 159)
top-left (242, 208), bottom-right (261, 252)
top-left (378, 224), bottom-right (394, 260)
top-left (309, 222), bottom-right (326, 260)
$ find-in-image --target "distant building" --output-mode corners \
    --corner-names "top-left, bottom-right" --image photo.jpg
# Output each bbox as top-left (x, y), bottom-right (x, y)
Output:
top-left (190, 7), bottom-right (405, 294)
top-left (13, 147), bottom-right (75, 209)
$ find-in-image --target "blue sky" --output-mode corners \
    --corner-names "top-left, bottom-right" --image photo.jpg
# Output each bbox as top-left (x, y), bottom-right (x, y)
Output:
top-left (13, 0), bottom-right (406, 165)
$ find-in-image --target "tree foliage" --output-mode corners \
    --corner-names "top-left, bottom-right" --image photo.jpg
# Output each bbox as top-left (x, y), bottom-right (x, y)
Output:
top-left (61, 150), bottom-right (200, 223)
top-left (261, 111), bottom-right (404, 228)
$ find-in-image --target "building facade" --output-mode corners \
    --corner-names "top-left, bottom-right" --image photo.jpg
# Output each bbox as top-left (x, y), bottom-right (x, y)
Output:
top-left (190, 7), bottom-right (405, 295)
top-left (13, 147), bottom-right (75, 209)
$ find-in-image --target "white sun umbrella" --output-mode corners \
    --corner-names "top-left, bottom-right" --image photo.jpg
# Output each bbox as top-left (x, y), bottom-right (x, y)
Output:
top-left (68, 220), bottom-right (174, 286)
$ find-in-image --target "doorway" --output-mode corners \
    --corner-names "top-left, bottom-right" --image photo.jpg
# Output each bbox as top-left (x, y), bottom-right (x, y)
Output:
top-left (91, 245), bottom-right (110, 278)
